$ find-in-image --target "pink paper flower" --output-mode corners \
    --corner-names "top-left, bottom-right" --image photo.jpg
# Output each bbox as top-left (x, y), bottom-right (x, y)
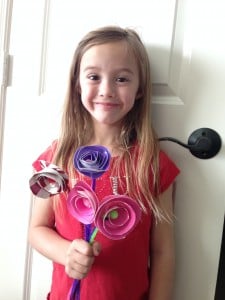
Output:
top-left (67, 181), bottom-right (99, 224)
top-left (94, 195), bottom-right (141, 240)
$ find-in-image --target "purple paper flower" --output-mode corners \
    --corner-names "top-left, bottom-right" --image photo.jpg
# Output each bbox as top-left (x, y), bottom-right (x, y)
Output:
top-left (67, 181), bottom-right (99, 224)
top-left (74, 145), bottom-right (111, 179)
top-left (94, 195), bottom-right (141, 240)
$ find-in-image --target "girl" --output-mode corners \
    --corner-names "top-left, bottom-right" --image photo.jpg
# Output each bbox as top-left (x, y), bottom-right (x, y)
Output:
top-left (29, 26), bottom-right (180, 300)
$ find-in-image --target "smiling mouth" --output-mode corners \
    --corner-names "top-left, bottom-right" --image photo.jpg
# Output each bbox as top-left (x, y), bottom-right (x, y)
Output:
top-left (94, 102), bottom-right (120, 108)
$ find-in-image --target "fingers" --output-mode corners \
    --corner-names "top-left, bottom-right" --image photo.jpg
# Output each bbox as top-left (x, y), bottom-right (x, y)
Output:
top-left (65, 239), bottom-right (101, 280)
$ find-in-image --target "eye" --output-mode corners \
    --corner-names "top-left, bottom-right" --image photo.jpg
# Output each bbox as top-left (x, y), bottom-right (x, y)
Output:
top-left (116, 77), bottom-right (129, 83)
top-left (87, 74), bottom-right (100, 81)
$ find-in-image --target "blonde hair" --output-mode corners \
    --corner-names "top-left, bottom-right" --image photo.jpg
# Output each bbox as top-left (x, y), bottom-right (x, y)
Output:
top-left (54, 26), bottom-right (162, 219)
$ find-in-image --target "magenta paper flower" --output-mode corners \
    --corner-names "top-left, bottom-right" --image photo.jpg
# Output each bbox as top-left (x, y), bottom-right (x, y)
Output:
top-left (94, 195), bottom-right (141, 240)
top-left (67, 181), bottom-right (99, 224)
top-left (74, 145), bottom-right (111, 179)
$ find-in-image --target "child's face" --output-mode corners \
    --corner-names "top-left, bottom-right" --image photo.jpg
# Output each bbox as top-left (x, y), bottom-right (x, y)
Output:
top-left (79, 41), bottom-right (140, 127)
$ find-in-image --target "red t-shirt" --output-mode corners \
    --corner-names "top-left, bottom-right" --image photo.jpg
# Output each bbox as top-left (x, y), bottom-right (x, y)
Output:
top-left (32, 141), bottom-right (180, 300)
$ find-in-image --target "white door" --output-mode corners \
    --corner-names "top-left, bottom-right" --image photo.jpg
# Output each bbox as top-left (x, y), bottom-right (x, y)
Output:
top-left (0, 0), bottom-right (224, 299)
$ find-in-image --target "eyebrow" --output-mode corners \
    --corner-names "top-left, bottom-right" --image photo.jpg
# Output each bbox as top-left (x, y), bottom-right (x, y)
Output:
top-left (83, 66), bottom-right (135, 75)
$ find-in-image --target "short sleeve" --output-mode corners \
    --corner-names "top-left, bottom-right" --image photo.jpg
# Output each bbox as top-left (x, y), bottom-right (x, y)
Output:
top-left (159, 150), bottom-right (180, 194)
top-left (32, 140), bottom-right (58, 171)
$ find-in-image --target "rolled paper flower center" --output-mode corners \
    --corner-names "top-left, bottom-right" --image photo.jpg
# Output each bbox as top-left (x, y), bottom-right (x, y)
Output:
top-left (76, 198), bottom-right (92, 214)
top-left (109, 210), bottom-right (118, 220)
top-left (83, 199), bottom-right (91, 208)
top-left (41, 177), bottom-right (60, 193)
top-left (106, 207), bottom-right (130, 227)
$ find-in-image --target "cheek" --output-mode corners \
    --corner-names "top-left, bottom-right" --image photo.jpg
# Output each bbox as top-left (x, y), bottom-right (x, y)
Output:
top-left (124, 90), bottom-right (137, 107)
top-left (80, 86), bottom-right (93, 102)
top-left (81, 82), bottom-right (97, 97)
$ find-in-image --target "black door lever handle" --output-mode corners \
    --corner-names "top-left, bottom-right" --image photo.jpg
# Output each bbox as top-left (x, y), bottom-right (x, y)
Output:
top-left (159, 128), bottom-right (222, 159)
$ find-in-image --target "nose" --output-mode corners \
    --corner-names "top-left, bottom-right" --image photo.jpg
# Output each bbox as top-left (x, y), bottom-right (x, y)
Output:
top-left (99, 80), bottom-right (115, 98)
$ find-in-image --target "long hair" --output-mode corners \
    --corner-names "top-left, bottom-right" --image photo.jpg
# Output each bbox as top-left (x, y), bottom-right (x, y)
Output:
top-left (54, 26), bottom-right (162, 219)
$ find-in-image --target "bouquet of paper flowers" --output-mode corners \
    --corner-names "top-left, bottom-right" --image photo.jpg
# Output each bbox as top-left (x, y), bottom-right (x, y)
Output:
top-left (29, 145), bottom-right (141, 300)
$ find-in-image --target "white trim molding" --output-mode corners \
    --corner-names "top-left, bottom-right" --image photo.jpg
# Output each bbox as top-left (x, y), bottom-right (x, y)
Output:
top-left (0, 0), bottom-right (13, 191)
top-left (38, 0), bottom-right (51, 95)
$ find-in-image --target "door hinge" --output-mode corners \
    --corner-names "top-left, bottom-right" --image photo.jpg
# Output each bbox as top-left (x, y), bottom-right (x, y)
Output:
top-left (0, 52), bottom-right (12, 88)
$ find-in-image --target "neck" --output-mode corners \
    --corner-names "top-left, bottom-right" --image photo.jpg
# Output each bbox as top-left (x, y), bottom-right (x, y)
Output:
top-left (88, 123), bottom-right (122, 156)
